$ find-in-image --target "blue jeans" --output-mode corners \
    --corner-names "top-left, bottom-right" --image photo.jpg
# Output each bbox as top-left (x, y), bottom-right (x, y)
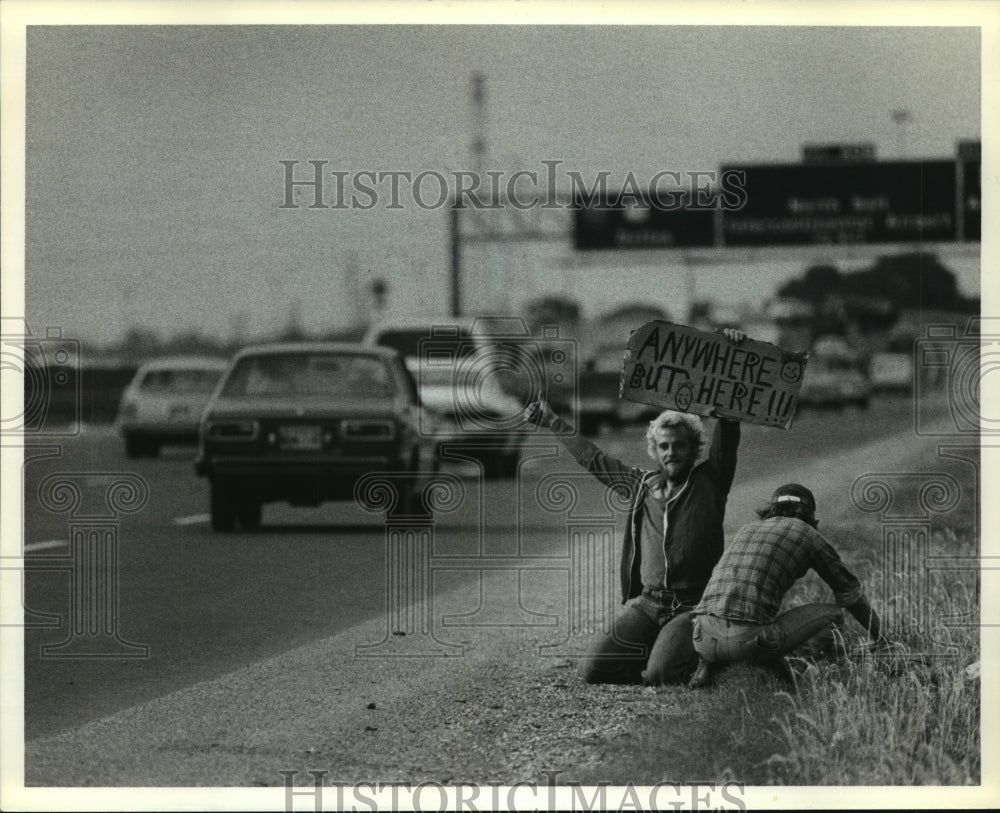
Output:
top-left (692, 604), bottom-right (844, 664)
top-left (579, 594), bottom-right (700, 686)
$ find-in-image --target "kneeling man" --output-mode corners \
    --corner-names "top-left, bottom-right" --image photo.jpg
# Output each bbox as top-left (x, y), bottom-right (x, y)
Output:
top-left (689, 483), bottom-right (887, 688)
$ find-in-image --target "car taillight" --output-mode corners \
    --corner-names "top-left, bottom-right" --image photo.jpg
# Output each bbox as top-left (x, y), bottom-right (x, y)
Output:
top-left (207, 420), bottom-right (259, 440)
top-left (341, 419), bottom-right (396, 440)
top-left (120, 400), bottom-right (138, 419)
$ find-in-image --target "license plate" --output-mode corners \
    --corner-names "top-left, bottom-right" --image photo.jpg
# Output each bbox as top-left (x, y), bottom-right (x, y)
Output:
top-left (278, 424), bottom-right (322, 450)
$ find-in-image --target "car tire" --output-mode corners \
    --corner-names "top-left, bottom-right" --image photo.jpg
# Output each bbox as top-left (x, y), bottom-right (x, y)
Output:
top-left (482, 452), bottom-right (520, 480)
top-left (237, 498), bottom-right (262, 531)
top-left (125, 434), bottom-right (152, 459)
top-left (124, 434), bottom-right (143, 459)
top-left (482, 455), bottom-right (505, 481)
top-left (388, 450), bottom-right (434, 520)
top-left (210, 481), bottom-right (237, 532)
top-left (390, 475), bottom-right (432, 520)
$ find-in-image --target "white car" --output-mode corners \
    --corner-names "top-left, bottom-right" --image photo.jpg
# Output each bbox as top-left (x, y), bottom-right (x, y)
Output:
top-left (811, 334), bottom-right (856, 361)
top-left (118, 356), bottom-right (229, 458)
top-left (869, 351), bottom-right (914, 393)
top-left (798, 356), bottom-right (871, 411)
top-left (363, 318), bottom-right (531, 478)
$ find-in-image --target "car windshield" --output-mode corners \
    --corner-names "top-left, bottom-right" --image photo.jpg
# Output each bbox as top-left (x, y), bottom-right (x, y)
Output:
top-left (139, 368), bottom-right (222, 393)
top-left (221, 353), bottom-right (395, 397)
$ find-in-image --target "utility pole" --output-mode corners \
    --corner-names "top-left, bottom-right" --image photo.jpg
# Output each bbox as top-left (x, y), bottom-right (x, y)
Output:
top-left (450, 205), bottom-right (461, 317)
top-left (891, 109), bottom-right (911, 158)
top-left (450, 73), bottom-right (488, 318)
top-left (471, 72), bottom-right (486, 179)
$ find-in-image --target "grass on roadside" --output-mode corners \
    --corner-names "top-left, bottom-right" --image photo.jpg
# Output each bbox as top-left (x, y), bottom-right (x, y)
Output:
top-left (575, 466), bottom-right (980, 786)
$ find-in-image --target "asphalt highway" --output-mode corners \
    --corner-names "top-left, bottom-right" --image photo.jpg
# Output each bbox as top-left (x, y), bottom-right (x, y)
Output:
top-left (21, 395), bottom-right (942, 742)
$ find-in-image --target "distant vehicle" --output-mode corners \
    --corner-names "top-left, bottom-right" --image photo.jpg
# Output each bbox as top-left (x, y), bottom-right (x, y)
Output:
top-left (798, 355), bottom-right (871, 410)
top-left (811, 334), bottom-right (856, 361)
top-left (194, 344), bottom-right (435, 531)
top-left (765, 298), bottom-right (813, 324)
top-left (798, 335), bottom-right (870, 410)
top-left (584, 305), bottom-right (668, 355)
top-left (740, 320), bottom-right (783, 347)
top-left (869, 351), bottom-right (914, 393)
top-left (117, 356), bottom-right (228, 458)
top-left (578, 344), bottom-right (624, 434)
top-left (363, 318), bottom-right (539, 478)
top-left (364, 317), bottom-right (489, 369)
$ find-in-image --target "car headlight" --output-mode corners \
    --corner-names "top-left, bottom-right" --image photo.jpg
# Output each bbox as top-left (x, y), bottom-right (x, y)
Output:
top-left (341, 418), bottom-right (396, 440)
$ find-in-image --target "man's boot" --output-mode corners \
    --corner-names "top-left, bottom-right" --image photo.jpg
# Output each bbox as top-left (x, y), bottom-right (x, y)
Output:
top-left (688, 656), bottom-right (715, 689)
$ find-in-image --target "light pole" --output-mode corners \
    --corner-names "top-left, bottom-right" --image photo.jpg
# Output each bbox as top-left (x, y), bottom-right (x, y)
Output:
top-left (891, 109), bottom-right (912, 158)
top-left (450, 73), bottom-right (488, 318)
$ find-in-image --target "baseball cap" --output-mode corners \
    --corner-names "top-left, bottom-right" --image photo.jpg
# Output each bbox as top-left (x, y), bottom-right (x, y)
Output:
top-left (771, 483), bottom-right (816, 513)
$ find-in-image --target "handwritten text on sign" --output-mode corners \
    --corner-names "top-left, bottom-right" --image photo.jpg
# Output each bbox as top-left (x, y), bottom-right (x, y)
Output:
top-left (620, 321), bottom-right (808, 428)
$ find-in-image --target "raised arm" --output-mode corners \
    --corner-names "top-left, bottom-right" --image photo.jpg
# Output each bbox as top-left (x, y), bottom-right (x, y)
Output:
top-left (705, 327), bottom-right (745, 492)
top-left (706, 416), bottom-right (740, 493)
top-left (523, 400), bottom-right (642, 492)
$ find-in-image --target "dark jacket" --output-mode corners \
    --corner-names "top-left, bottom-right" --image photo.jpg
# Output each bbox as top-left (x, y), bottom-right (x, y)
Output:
top-left (551, 416), bottom-right (740, 604)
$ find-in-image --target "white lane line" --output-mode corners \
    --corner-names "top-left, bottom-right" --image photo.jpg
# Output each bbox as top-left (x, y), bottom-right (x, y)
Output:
top-left (173, 514), bottom-right (211, 526)
top-left (23, 540), bottom-right (67, 553)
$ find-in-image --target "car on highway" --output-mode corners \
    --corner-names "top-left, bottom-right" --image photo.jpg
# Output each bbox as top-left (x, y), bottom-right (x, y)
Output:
top-left (194, 343), bottom-right (435, 531)
top-left (868, 351), bottom-right (914, 394)
top-left (363, 318), bottom-right (531, 478)
top-left (797, 334), bottom-right (872, 411)
top-left (578, 344), bottom-right (623, 434)
top-left (577, 342), bottom-right (662, 432)
top-left (117, 356), bottom-right (229, 458)
top-left (811, 334), bottom-right (855, 360)
top-left (798, 355), bottom-right (871, 410)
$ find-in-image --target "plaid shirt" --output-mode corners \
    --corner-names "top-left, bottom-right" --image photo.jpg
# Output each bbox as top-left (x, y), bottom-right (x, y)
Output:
top-left (694, 516), bottom-right (863, 624)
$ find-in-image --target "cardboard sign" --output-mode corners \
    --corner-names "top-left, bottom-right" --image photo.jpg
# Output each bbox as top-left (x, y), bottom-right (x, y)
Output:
top-left (620, 321), bottom-right (809, 429)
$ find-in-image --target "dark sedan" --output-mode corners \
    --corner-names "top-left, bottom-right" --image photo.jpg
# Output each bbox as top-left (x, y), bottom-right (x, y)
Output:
top-left (194, 343), bottom-right (435, 530)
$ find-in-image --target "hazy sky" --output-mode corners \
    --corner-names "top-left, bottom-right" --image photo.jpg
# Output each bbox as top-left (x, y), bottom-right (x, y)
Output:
top-left (16, 17), bottom-right (984, 345)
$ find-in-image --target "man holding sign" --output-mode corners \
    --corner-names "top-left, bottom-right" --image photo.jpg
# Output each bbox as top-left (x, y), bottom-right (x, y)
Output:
top-left (524, 327), bottom-right (746, 686)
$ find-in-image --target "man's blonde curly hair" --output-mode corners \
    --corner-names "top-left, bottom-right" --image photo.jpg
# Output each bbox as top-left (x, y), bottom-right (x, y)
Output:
top-left (645, 410), bottom-right (706, 462)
